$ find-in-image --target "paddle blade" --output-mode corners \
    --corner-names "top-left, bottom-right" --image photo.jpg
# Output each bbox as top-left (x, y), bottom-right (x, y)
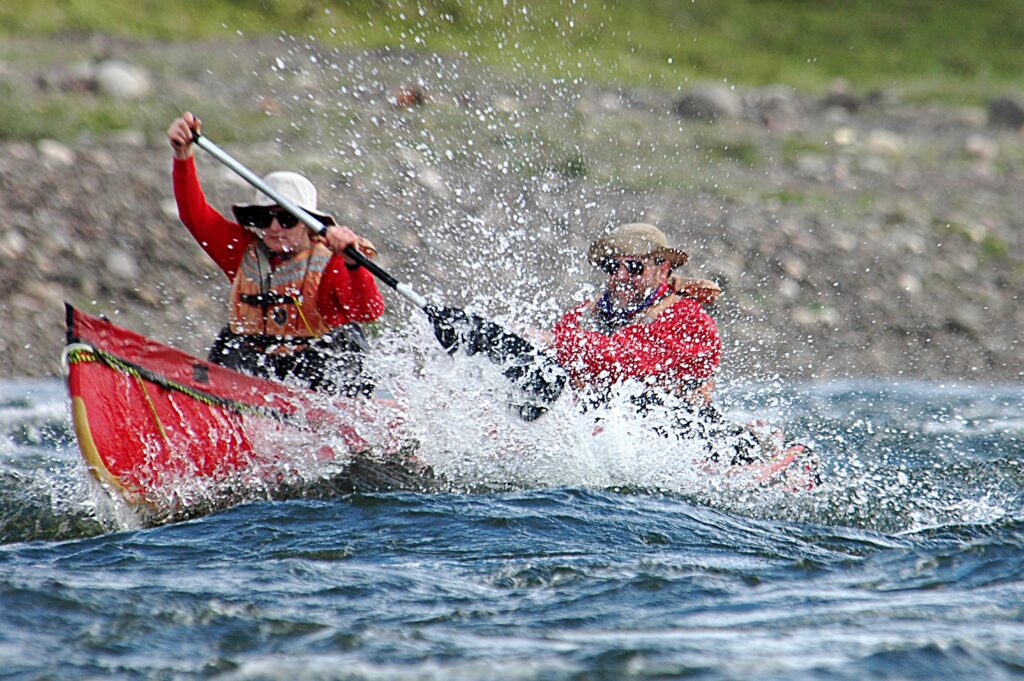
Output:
top-left (425, 303), bottom-right (464, 355)
top-left (424, 304), bottom-right (566, 420)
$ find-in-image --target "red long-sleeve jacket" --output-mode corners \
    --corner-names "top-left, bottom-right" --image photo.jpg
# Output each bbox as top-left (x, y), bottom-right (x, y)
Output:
top-left (172, 157), bottom-right (384, 327)
top-left (553, 288), bottom-right (721, 394)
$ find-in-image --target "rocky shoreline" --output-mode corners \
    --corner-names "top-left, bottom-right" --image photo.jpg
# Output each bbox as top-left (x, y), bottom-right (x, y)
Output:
top-left (2, 37), bottom-right (1022, 384)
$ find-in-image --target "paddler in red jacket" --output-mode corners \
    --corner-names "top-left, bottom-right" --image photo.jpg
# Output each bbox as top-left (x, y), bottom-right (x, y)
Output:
top-left (167, 112), bottom-right (384, 395)
top-left (553, 223), bottom-right (722, 410)
top-left (550, 224), bottom-right (816, 477)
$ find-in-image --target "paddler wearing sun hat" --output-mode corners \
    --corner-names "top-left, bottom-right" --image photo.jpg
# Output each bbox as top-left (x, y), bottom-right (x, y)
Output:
top-left (543, 222), bottom-right (810, 473)
top-left (167, 111), bottom-right (383, 395)
top-left (552, 222), bottom-right (722, 408)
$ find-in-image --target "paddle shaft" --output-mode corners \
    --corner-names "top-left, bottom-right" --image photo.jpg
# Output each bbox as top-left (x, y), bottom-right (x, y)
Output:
top-left (191, 133), bottom-right (427, 309)
top-left (190, 128), bottom-right (565, 417)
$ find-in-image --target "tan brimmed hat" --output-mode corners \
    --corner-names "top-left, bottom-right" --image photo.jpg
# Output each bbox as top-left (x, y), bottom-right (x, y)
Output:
top-left (232, 171), bottom-right (336, 227)
top-left (588, 223), bottom-right (688, 268)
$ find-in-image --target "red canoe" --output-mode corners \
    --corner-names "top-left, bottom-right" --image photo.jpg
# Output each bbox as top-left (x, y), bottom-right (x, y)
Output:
top-left (63, 305), bottom-right (426, 523)
top-left (63, 306), bottom-right (819, 523)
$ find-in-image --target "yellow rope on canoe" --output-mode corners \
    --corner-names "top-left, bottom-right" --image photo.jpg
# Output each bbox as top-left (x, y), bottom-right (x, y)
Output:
top-left (64, 346), bottom-right (267, 418)
top-left (67, 348), bottom-right (170, 445)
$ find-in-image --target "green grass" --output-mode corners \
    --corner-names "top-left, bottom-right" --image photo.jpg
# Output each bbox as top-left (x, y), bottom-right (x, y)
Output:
top-left (0, 84), bottom-right (142, 139)
top-left (761, 189), bottom-right (807, 206)
top-left (705, 138), bottom-right (760, 167)
top-left (981, 234), bottom-right (1010, 259)
top-left (3, 0), bottom-right (1023, 97)
top-left (781, 137), bottom-right (831, 164)
top-left (931, 218), bottom-right (1012, 260)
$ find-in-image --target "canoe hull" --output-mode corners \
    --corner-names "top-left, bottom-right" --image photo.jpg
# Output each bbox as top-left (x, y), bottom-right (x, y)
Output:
top-left (64, 305), bottom-right (420, 522)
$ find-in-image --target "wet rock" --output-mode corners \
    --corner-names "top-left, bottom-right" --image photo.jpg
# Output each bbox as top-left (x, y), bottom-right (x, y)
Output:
top-left (817, 306), bottom-right (839, 325)
top-left (832, 232), bottom-right (857, 252)
top-left (956, 251), bottom-right (979, 273)
top-left (105, 248), bottom-right (139, 280)
top-left (779, 279), bottom-right (800, 299)
top-left (945, 309), bottom-right (983, 337)
top-left (824, 107), bottom-right (852, 125)
top-left (40, 226), bottom-right (71, 256)
top-left (398, 229), bottom-right (421, 249)
top-left (293, 71), bottom-right (320, 92)
top-left (596, 92), bottom-right (623, 114)
top-left (95, 60), bottom-right (152, 99)
top-left (85, 148), bottom-right (117, 169)
top-left (745, 85), bottom-right (802, 128)
top-left (33, 65), bottom-right (87, 93)
top-left (107, 129), bottom-right (147, 146)
top-left (494, 95), bottom-right (520, 113)
top-left (832, 127), bottom-right (857, 146)
top-left (77, 275), bottom-right (99, 299)
top-left (184, 294), bottom-right (218, 317)
top-left (258, 96), bottom-right (284, 116)
top-left (822, 78), bottom-right (860, 112)
top-left (418, 168), bottom-right (451, 199)
top-left (160, 198), bottom-right (180, 218)
top-left (0, 230), bottom-right (27, 259)
top-left (794, 154), bottom-right (830, 181)
top-left (964, 134), bottom-right (999, 161)
top-left (37, 139), bottom-right (75, 165)
top-left (782, 256), bottom-right (806, 279)
top-left (860, 156), bottom-right (892, 176)
top-left (863, 286), bottom-right (884, 303)
top-left (716, 254), bottom-right (746, 281)
top-left (865, 130), bottom-right (905, 156)
top-left (897, 273), bottom-right (922, 295)
top-left (21, 280), bottom-right (66, 308)
top-left (67, 60), bottom-right (97, 82)
top-left (792, 308), bottom-right (816, 326)
top-left (216, 166), bottom-right (253, 189)
top-left (673, 84), bottom-right (742, 122)
top-left (987, 97), bottom-right (1024, 129)
top-left (8, 143), bottom-right (35, 161)
top-left (133, 287), bottom-right (162, 306)
top-left (10, 294), bottom-right (40, 312)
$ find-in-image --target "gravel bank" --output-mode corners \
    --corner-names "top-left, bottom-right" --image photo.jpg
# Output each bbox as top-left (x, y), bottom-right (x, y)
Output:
top-left (2, 37), bottom-right (1022, 384)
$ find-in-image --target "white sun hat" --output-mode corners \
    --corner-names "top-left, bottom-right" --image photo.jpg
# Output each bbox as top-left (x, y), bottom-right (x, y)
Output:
top-left (231, 171), bottom-right (336, 227)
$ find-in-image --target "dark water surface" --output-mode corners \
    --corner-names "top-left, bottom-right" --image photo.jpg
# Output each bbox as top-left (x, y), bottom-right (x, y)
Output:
top-left (2, 378), bottom-right (1023, 679)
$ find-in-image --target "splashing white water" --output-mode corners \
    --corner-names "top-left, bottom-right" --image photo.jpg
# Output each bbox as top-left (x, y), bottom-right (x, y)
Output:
top-left (359, 322), bottom-right (789, 497)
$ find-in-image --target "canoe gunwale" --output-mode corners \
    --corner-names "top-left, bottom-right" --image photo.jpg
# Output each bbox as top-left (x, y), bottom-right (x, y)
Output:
top-left (62, 341), bottom-right (291, 424)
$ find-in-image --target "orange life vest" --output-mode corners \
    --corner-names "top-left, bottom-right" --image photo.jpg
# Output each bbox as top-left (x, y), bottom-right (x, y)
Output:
top-left (228, 242), bottom-right (333, 347)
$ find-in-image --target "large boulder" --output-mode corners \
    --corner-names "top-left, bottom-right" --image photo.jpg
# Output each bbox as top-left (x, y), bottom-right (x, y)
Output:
top-left (673, 84), bottom-right (742, 122)
top-left (987, 96), bottom-right (1024, 128)
top-left (95, 59), bottom-right (152, 99)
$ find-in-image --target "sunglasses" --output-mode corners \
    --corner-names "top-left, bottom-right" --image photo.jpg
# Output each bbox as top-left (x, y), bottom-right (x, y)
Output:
top-left (241, 209), bottom-right (302, 230)
top-left (599, 258), bottom-right (646, 276)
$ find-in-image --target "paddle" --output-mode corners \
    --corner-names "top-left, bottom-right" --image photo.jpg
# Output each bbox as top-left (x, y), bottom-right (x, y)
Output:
top-left (190, 131), bottom-right (565, 420)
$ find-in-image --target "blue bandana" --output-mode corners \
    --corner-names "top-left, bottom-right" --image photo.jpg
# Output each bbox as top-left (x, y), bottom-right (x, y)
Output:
top-left (596, 286), bottom-right (668, 330)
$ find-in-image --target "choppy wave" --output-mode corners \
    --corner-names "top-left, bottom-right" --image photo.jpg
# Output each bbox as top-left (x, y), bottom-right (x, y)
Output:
top-left (2, 371), bottom-right (1024, 679)
top-left (2, 488), bottom-right (1022, 679)
top-left (0, 380), bottom-right (107, 543)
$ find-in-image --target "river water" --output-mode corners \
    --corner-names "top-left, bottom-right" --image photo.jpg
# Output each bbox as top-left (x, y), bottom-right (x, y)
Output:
top-left (2, 375), bottom-right (1023, 679)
